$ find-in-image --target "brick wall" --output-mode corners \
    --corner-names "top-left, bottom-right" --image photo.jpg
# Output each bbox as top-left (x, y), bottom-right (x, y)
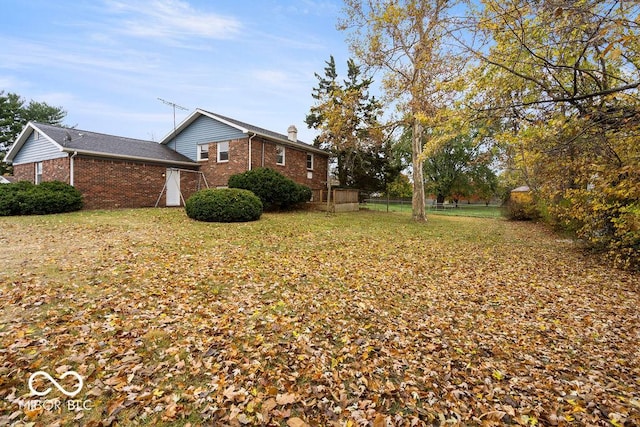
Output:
top-left (200, 136), bottom-right (328, 190)
top-left (74, 157), bottom-right (169, 209)
top-left (198, 139), bottom-right (250, 187)
top-left (12, 164), bottom-right (33, 182)
top-left (257, 138), bottom-right (328, 190)
top-left (46, 157), bottom-right (70, 182)
top-left (12, 158), bottom-right (70, 183)
top-left (180, 170), bottom-right (204, 202)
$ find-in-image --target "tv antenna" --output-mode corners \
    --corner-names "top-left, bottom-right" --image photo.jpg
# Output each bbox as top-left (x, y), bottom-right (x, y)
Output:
top-left (158, 97), bottom-right (188, 138)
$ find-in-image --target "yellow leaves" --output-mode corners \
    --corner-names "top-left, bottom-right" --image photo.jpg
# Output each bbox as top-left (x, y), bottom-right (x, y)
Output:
top-left (491, 369), bottom-right (504, 381)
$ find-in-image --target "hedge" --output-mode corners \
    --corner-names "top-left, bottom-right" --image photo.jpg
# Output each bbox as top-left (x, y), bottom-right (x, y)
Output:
top-left (0, 181), bottom-right (83, 216)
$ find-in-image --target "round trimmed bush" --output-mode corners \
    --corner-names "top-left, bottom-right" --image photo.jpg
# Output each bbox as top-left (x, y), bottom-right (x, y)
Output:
top-left (228, 167), bottom-right (312, 210)
top-left (185, 188), bottom-right (263, 222)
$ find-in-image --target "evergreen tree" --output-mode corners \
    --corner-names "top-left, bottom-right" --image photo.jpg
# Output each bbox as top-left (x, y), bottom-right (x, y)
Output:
top-left (0, 91), bottom-right (66, 175)
top-left (306, 56), bottom-right (395, 192)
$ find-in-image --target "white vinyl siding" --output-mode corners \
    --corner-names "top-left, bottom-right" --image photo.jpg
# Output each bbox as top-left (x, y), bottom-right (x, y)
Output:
top-left (164, 115), bottom-right (245, 161)
top-left (12, 131), bottom-right (66, 165)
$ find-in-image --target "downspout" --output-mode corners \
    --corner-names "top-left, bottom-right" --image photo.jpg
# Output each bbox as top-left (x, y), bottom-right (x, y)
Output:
top-left (248, 133), bottom-right (256, 170)
top-left (261, 141), bottom-right (265, 167)
top-left (70, 151), bottom-right (78, 186)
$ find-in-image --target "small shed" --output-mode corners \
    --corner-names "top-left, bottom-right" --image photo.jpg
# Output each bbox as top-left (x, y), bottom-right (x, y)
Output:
top-left (510, 185), bottom-right (532, 203)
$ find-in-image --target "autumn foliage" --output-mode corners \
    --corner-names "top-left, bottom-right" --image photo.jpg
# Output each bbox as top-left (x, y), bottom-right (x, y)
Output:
top-left (1, 209), bottom-right (639, 426)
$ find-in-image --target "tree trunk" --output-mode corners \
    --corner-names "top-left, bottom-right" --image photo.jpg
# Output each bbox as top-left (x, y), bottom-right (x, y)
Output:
top-left (411, 119), bottom-right (427, 221)
top-left (337, 153), bottom-right (348, 187)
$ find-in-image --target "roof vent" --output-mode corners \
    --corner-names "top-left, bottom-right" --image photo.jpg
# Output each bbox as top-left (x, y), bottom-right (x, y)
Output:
top-left (64, 131), bottom-right (72, 143)
top-left (287, 125), bottom-right (298, 142)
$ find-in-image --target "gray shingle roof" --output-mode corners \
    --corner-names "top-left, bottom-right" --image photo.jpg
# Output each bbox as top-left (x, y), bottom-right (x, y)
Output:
top-left (34, 123), bottom-right (196, 165)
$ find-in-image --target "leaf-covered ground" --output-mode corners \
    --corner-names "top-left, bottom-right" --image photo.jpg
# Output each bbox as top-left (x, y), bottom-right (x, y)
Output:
top-left (0, 209), bottom-right (638, 426)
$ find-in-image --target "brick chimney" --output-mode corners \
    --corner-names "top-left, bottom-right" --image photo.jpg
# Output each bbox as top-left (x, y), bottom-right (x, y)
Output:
top-left (287, 125), bottom-right (298, 142)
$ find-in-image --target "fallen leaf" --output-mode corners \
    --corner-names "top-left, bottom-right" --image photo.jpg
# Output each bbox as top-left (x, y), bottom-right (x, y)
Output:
top-left (287, 417), bottom-right (309, 427)
top-left (276, 393), bottom-right (297, 405)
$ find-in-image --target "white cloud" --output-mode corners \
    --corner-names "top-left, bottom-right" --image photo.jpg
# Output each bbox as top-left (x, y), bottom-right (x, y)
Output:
top-left (0, 36), bottom-right (159, 75)
top-left (104, 0), bottom-right (242, 42)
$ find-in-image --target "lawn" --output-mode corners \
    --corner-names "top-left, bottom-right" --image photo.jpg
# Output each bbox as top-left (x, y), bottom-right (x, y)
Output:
top-left (1, 209), bottom-right (638, 426)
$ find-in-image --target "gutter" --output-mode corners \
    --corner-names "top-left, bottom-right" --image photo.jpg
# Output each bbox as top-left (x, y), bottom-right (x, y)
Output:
top-left (70, 151), bottom-right (77, 186)
top-left (248, 132), bottom-right (256, 170)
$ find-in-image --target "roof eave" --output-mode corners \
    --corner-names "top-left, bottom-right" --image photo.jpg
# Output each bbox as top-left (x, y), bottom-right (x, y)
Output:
top-left (64, 148), bottom-right (198, 167)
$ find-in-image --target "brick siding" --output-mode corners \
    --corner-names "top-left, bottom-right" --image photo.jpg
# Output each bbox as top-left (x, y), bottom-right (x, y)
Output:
top-left (12, 158), bottom-right (70, 183)
top-left (73, 157), bottom-right (196, 210)
top-left (200, 137), bottom-right (328, 190)
top-left (46, 157), bottom-right (71, 182)
top-left (12, 164), bottom-right (33, 182)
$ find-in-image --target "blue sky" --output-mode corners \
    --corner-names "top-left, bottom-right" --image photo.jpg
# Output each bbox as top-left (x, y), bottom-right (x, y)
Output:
top-left (0, 0), bottom-right (352, 143)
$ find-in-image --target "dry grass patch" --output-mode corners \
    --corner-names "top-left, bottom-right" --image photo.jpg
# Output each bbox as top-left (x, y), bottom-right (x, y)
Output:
top-left (0, 209), bottom-right (638, 426)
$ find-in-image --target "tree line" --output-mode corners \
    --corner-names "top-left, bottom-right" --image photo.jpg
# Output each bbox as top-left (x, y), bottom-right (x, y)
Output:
top-left (0, 91), bottom-right (66, 175)
top-left (306, 0), bottom-right (638, 270)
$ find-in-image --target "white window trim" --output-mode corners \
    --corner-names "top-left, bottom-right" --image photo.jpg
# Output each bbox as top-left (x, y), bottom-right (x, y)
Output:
top-left (276, 145), bottom-right (285, 166)
top-left (35, 162), bottom-right (43, 184)
top-left (217, 141), bottom-right (229, 163)
top-left (306, 153), bottom-right (314, 170)
top-left (197, 144), bottom-right (209, 161)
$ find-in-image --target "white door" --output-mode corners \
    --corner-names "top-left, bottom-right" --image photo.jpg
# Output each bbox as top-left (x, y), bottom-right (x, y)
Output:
top-left (166, 169), bottom-right (181, 206)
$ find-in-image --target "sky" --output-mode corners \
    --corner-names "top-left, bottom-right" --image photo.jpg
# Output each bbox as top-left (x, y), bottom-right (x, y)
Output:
top-left (0, 0), bottom-right (353, 144)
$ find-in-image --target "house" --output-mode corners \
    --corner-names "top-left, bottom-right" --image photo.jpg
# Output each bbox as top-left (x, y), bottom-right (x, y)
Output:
top-left (5, 122), bottom-right (199, 209)
top-left (0, 175), bottom-right (15, 184)
top-left (4, 111), bottom-right (329, 210)
top-left (161, 109), bottom-right (329, 191)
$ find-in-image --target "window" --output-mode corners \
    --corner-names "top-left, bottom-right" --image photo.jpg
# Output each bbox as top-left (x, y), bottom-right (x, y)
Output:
top-left (197, 144), bottom-right (209, 161)
top-left (35, 162), bottom-right (43, 184)
top-left (276, 145), bottom-right (285, 165)
top-left (306, 153), bottom-right (314, 170)
top-left (217, 141), bottom-right (229, 162)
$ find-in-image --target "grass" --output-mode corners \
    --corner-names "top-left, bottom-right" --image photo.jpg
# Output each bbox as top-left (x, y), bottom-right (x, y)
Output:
top-left (1, 208), bottom-right (638, 426)
top-left (361, 201), bottom-right (504, 218)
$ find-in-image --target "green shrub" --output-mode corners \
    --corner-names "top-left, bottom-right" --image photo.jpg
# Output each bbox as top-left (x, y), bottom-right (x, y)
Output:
top-left (0, 182), bottom-right (28, 216)
top-left (0, 181), bottom-right (82, 216)
top-left (185, 188), bottom-right (262, 222)
top-left (228, 168), bottom-right (312, 210)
